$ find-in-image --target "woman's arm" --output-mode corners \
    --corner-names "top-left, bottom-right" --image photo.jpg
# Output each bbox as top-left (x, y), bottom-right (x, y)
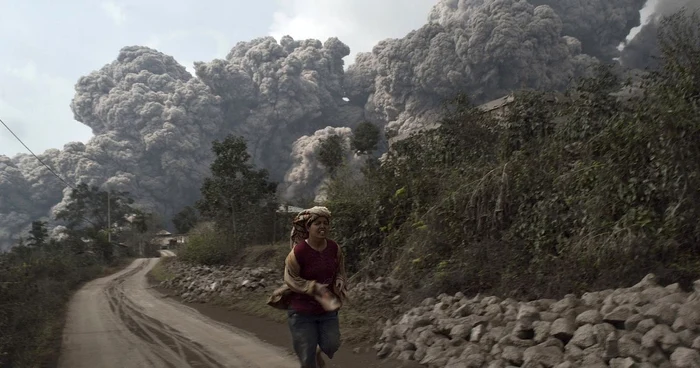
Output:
top-left (283, 249), bottom-right (318, 295)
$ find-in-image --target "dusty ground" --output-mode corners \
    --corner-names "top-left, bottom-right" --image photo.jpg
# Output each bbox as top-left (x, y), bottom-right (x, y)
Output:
top-left (59, 258), bottom-right (299, 368)
top-left (152, 286), bottom-right (421, 368)
top-left (148, 257), bottom-right (420, 368)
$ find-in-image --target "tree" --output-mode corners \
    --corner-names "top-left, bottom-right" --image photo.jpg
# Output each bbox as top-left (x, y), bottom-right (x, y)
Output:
top-left (27, 221), bottom-right (48, 247)
top-left (120, 211), bottom-right (161, 257)
top-left (128, 210), bottom-right (157, 234)
top-left (351, 121), bottom-right (381, 155)
top-left (55, 183), bottom-right (136, 232)
top-left (317, 135), bottom-right (345, 176)
top-left (55, 183), bottom-right (142, 260)
top-left (196, 135), bottom-right (277, 241)
top-left (172, 206), bottom-right (199, 234)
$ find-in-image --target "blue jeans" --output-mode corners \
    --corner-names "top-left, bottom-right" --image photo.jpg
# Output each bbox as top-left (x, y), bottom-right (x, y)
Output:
top-left (287, 310), bottom-right (341, 368)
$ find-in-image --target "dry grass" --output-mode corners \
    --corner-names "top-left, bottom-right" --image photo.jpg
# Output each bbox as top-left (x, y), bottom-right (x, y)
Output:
top-left (220, 291), bottom-right (394, 345)
top-left (149, 257), bottom-right (176, 283)
top-left (228, 243), bottom-right (289, 269)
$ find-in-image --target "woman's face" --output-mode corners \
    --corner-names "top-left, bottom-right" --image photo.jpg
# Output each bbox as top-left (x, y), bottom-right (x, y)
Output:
top-left (308, 217), bottom-right (329, 240)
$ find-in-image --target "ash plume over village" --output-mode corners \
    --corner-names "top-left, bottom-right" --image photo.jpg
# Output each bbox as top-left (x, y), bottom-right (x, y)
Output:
top-left (0, 0), bottom-right (688, 249)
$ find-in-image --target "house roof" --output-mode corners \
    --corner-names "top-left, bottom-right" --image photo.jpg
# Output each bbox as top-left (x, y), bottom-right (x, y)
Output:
top-left (155, 230), bottom-right (172, 236)
top-left (478, 94), bottom-right (515, 112)
top-left (387, 95), bottom-right (517, 145)
top-left (277, 204), bottom-right (305, 214)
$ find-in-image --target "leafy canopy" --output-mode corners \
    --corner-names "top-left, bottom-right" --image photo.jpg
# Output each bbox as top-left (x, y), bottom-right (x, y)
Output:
top-left (317, 134), bottom-right (346, 175)
top-left (351, 121), bottom-right (381, 155)
top-left (196, 135), bottom-right (277, 240)
top-left (323, 10), bottom-right (700, 298)
top-left (172, 206), bottom-right (199, 234)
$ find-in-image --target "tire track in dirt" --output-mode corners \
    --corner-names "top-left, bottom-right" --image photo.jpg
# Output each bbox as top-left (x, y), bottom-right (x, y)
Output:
top-left (104, 259), bottom-right (226, 368)
top-left (60, 258), bottom-right (298, 368)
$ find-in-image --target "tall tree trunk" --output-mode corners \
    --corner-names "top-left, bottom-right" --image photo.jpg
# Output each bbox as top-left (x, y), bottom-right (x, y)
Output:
top-left (230, 198), bottom-right (237, 245)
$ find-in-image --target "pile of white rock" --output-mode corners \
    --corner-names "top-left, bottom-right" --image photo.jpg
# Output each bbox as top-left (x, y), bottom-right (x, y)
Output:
top-left (348, 276), bottom-right (403, 302)
top-left (158, 263), bottom-right (408, 305)
top-left (158, 262), bottom-right (280, 303)
top-left (375, 274), bottom-right (700, 367)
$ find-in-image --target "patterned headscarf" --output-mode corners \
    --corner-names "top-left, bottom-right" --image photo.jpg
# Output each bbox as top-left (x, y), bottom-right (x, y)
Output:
top-left (289, 206), bottom-right (332, 248)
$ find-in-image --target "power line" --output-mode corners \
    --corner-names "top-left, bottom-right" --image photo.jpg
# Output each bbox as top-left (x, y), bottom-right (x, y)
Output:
top-left (0, 116), bottom-right (99, 228)
top-left (0, 117), bottom-right (75, 190)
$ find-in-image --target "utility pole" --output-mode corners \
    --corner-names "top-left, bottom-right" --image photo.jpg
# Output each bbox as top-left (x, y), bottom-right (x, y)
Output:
top-left (107, 191), bottom-right (111, 244)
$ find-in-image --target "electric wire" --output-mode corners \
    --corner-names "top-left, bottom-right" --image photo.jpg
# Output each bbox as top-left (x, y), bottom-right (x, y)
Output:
top-left (0, 116), bottom-right (100, 227)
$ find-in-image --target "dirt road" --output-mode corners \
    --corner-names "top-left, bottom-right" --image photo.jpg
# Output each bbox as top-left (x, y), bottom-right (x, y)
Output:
top-left (160, 249), bottom-right (176, 257)
top-left (58, 258), bottom-right (298, 368)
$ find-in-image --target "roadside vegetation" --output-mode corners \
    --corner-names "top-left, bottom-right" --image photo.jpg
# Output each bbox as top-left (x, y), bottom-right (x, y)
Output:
top-left (325, 11), bottom-right (700, 300)
top-left (157, 9), bottom-right (700, 345)
top-left (179, 11), bottom-right (700, 296)
top-left (0, 185), bottom-right (159, 368)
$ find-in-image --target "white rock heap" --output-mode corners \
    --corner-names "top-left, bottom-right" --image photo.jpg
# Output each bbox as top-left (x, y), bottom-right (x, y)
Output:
top-left (375, 274), bottom-right (700, 368)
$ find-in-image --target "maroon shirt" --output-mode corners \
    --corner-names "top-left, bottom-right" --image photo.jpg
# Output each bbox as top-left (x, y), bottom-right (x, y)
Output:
top-left (289, 239), bottom-right (340, 315)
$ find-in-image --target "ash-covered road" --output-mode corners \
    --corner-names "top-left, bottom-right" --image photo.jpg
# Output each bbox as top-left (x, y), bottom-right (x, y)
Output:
top-left (58, 256), bottom-right (298, 368)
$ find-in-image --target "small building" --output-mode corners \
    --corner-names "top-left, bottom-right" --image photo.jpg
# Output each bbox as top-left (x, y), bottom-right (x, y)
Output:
top-left (478, 94), bottom-right (516, 118)
top-left (387, 94), bottom-right (517, 146)
top-left (387, 93), bottom-right (567, 146)
top-left (277, 204), bottom-right (305, 214)
top-left (151, 230), bottom-right (187, 250)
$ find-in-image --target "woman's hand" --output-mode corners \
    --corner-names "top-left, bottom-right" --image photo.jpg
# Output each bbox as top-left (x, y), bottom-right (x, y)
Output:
top-left (313, 283), bottom-right (341, 311)
top-left (314, 283), bottom-right (330, 296)
top-left (334, 279), bottom-right (344, 292)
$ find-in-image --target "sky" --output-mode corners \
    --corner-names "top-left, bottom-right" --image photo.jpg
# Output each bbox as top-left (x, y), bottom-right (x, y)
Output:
top-left (0, 0), bottom-right (437, 157)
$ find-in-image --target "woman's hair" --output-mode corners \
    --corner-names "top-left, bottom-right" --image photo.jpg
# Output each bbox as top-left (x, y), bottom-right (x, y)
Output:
top-left (289, 206), bottom-right (332, 247)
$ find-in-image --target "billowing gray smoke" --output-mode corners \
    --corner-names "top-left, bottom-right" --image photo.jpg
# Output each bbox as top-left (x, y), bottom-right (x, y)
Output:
top-left (344, 0), bottom-right (634, 139)
top-left (64, 47), bottom-right (225, 218)
top-left (0, 156), bottom-right (37, 244)
top-left (620, 0), bottom-right (700, 70)
top-left (1, 0), bottom-right (664, 249)
top-left (193, 36), bottom-right (364, 179)
top-left (529, 0), bottom-right (647, 60)
top-left (0, 46), bottom-right (225, 249)
top-left (283, 126), bottom-right (362, 202)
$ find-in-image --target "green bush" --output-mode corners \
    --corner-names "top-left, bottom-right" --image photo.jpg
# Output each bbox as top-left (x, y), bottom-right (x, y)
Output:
top-left (178, 224), bottom-right (236, 265)
top-left (0, 244), bottom-right (119, 368)
top-left (323, 172), bottom-right (380, 274)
